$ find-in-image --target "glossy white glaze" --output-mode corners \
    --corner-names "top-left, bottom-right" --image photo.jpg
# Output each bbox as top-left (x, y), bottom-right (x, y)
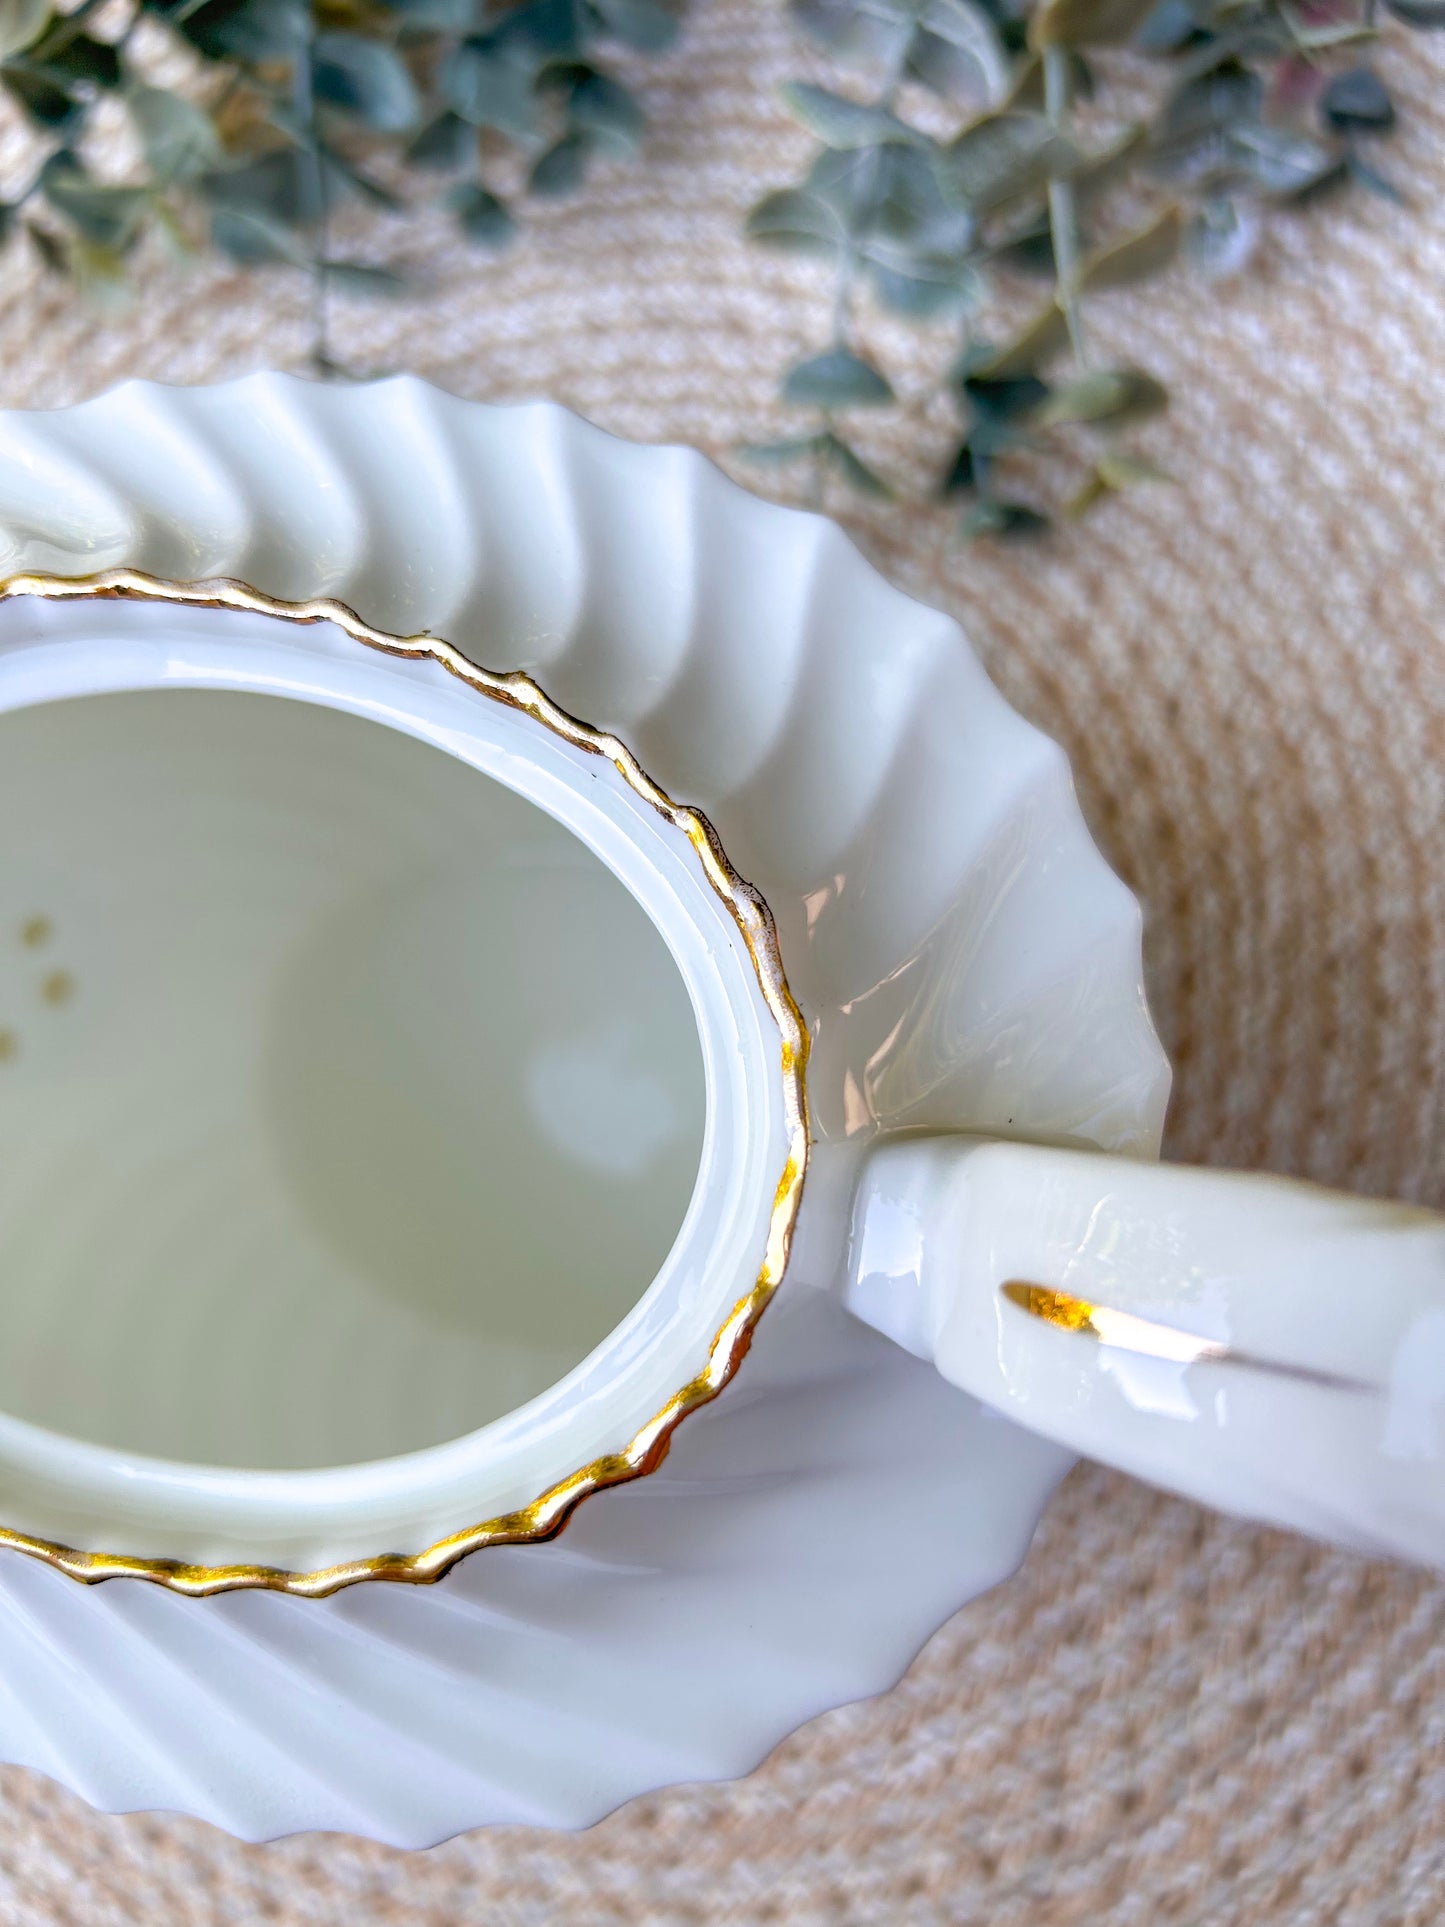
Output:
top-left (0, 594), bottom-right (785, 1570)
top-left (0, 373), bottom-right (1167, 1840)
top-left (846, 1137), bottom-right (1445, 1569)
top-left (0, 1289), bottom-right (1072, 1844)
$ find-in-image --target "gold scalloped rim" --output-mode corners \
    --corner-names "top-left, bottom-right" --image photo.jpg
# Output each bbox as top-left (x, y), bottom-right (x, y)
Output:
top-left (0, 569), bottom-right (810, 1598)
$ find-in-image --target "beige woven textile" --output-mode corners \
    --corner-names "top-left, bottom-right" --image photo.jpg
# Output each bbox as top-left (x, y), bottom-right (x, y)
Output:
top-left (0, 5), bottom-right (1442, 1920)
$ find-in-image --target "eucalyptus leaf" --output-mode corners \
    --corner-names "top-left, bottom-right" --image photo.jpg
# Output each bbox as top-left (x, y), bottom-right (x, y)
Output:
top-left (1097, 451), bottom-right (1171, 487)
top-left (0, 0), bottom-right (672, 341)
top-left (130, 85), bottom-right (220, 184)
top-left (407, 110), bottom-right (475, 168)
top-left (966, 418), bottom-right (1016, 472)
top-left (1321, 68), bottom-right (1394, 132)
top-left (947, 111), bottom-right (1077, 213)
top-left (1065, 469), bottom-right (1109, 515)
top-left (1286, 16), bottom-right (1375, 47)
top-left (262, 97), bottom-right (309, 145)
top-left (939, 439), bottom-right (977, 493)
top-left (0, 61), bottom-right (76, 127)
top-left (148, 196), bottom-right (197, 266)
top-left (1029, 0), bottom-right (1157, 49)
top-left (906, 0), bottom-right (1008, 105)
top-left (492, 0), bottom-right (584, 56)
top-left (850, 140), bottom-right (974, 251)
top-left (801, 143), bottom-right (872, 222)
top-left (963, 369), bottom-right (1055, 412)
top-left (746, 186), bottom-right (845, 255)
top-left (1034, 367), bottom-right (1167, 424)
top-left (783, 346), bottom-right (894, 407)
top-left (39, 153), bottom-right (149, 248)
top-left (442, 42), bottom-right (536, 136)
top-left (958, 368), bottom-right (1049, 421)
top-left (906, 26), bottom-right (975, 97)
top-left (569, 70), bottom-right (644, 152)
top-left (319, 144), bottom-right (404, 210)
top-left (1067, 448), bottom-right (1171, 512)
top-left (802, 142), bottom-right (969, 249)
top-left (69, 236), bottom-right (132, 309)
top-left (529, 128), bottom-right (593, 196)
top-left (865, 253), bottom-right (981, 315)
top-left (781, 80), bottom-right (917, 149)
top-left (322, 258), bottom-right (408, 296)
top-left (25, 24), bottom-right (119, 89)
top-left (1229, 123), bottom-right (1342, 197)
top-left (822, 431), bottom-right (891, 494)
top-left (313, 33), bottom-right (420, 133)
top-left (964, 498), bottom-right (1048, 538)
top-left (1133, 0), bottom-right (1198, 52)
top-left (1149, 59), bottom-right (1263, 180)
top-left (378, 0), bottom-right (476, 26)
top-left (158, 0), bottom-right (307, 64)
top-left (788, 0), bottom-right (908, 59)
top-left (203, 149), bottom-right (323, 228)
top-left (214, 0), bottom-right (307, 59)
top-left (592, 0), bottom-right (684, 47)
top-left (1073, 123), bottom-right (1146, 206)
top-left (445, 180), bottom-right (516, 246)
top-left (923, 0), bottom-right (1008, 53)
top-left (1080, 204), bottom-right (1181, 289)
top-left (1001, 50), bottom-right (1044, 109)
top-left (534, 58), bottom-right (593, 94)
top-left (209, 204), bottom-right (310, 264)
top-left (1185, 195), bottom-right (1257, 277)
top-left (966, 300), bottom-right (1069, 376)
top-left (988, 212), bottom-right (1054, 274)
top-left (25, 217), bottom-right (67, 271)
top-left (1382, 0), bottom-right (1445, 24)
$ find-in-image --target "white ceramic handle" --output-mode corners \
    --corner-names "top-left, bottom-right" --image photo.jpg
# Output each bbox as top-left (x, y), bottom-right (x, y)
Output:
top-left (843, 1137), bottom-right (1445, 1568)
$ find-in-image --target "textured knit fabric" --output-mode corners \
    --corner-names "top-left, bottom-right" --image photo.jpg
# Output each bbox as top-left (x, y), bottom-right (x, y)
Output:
top-left (0, 6), bottom-right (1441, 1920)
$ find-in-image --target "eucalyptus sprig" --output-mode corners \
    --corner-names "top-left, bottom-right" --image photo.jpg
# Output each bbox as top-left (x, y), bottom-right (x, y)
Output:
top-left (748, 0), bottom-right (1434, 535)
top-left (0, 0), bottom-right (682, 361)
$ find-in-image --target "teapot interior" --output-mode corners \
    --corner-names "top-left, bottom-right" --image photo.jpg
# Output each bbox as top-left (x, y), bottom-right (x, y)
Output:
top-left (0, 687), bottom-right (706, 1470)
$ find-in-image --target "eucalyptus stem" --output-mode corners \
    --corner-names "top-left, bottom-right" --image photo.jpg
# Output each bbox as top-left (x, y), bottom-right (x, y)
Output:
top-left (832, 4), bottom-right (917, 356)
top-left (1042, 45), bottom-right (1088, 367)
top-left (810, 432), bottom-right (828, 509)
top-left (293, 35), bottom-right (333, 375)
top-left (830, 248), bottom-right (855, 346)
top-left (876, 0), bottom-right (924, 113)
top-left (807, 11), bottom-right (921, 480)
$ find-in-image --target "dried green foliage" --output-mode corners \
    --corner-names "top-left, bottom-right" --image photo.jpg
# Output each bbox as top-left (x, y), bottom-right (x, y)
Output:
top-left (750, 0), bottom-right (1433, 535)
top-left (3, 0), bottom-right (682, 360)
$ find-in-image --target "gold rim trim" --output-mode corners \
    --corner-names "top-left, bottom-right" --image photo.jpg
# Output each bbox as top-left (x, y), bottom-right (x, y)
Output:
top-left (0, 568), bottom-right (811, 1597)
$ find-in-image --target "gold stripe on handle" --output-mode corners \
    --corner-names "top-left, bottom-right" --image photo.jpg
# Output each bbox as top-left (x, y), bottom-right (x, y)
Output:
top-left (1000, 1281), bottom-right (1372, 1392)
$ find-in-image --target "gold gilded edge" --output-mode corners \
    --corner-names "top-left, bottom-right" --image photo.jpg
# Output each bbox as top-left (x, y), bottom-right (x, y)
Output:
top-left (1000, 1282), bottom-right (1371, 1392)
top-left (0, 568), bottom-right (811, 1597)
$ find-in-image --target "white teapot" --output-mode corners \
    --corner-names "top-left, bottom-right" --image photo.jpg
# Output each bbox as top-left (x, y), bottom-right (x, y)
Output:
top-left (0, 374), bottom-right (1435, 1841)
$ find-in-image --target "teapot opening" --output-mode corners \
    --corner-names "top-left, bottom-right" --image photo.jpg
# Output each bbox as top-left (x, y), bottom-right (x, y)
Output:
top-left (0, 686), bottom-right (707, 1472)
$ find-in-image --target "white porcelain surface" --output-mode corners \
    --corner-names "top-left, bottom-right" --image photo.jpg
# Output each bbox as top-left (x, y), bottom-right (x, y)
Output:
top-left (0, 595), bottom-right (791, 1572)
top-left (847, 1136), bottom-right (1445, 1569)
top-left (0, 373), bottom-right (1169, 1840)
